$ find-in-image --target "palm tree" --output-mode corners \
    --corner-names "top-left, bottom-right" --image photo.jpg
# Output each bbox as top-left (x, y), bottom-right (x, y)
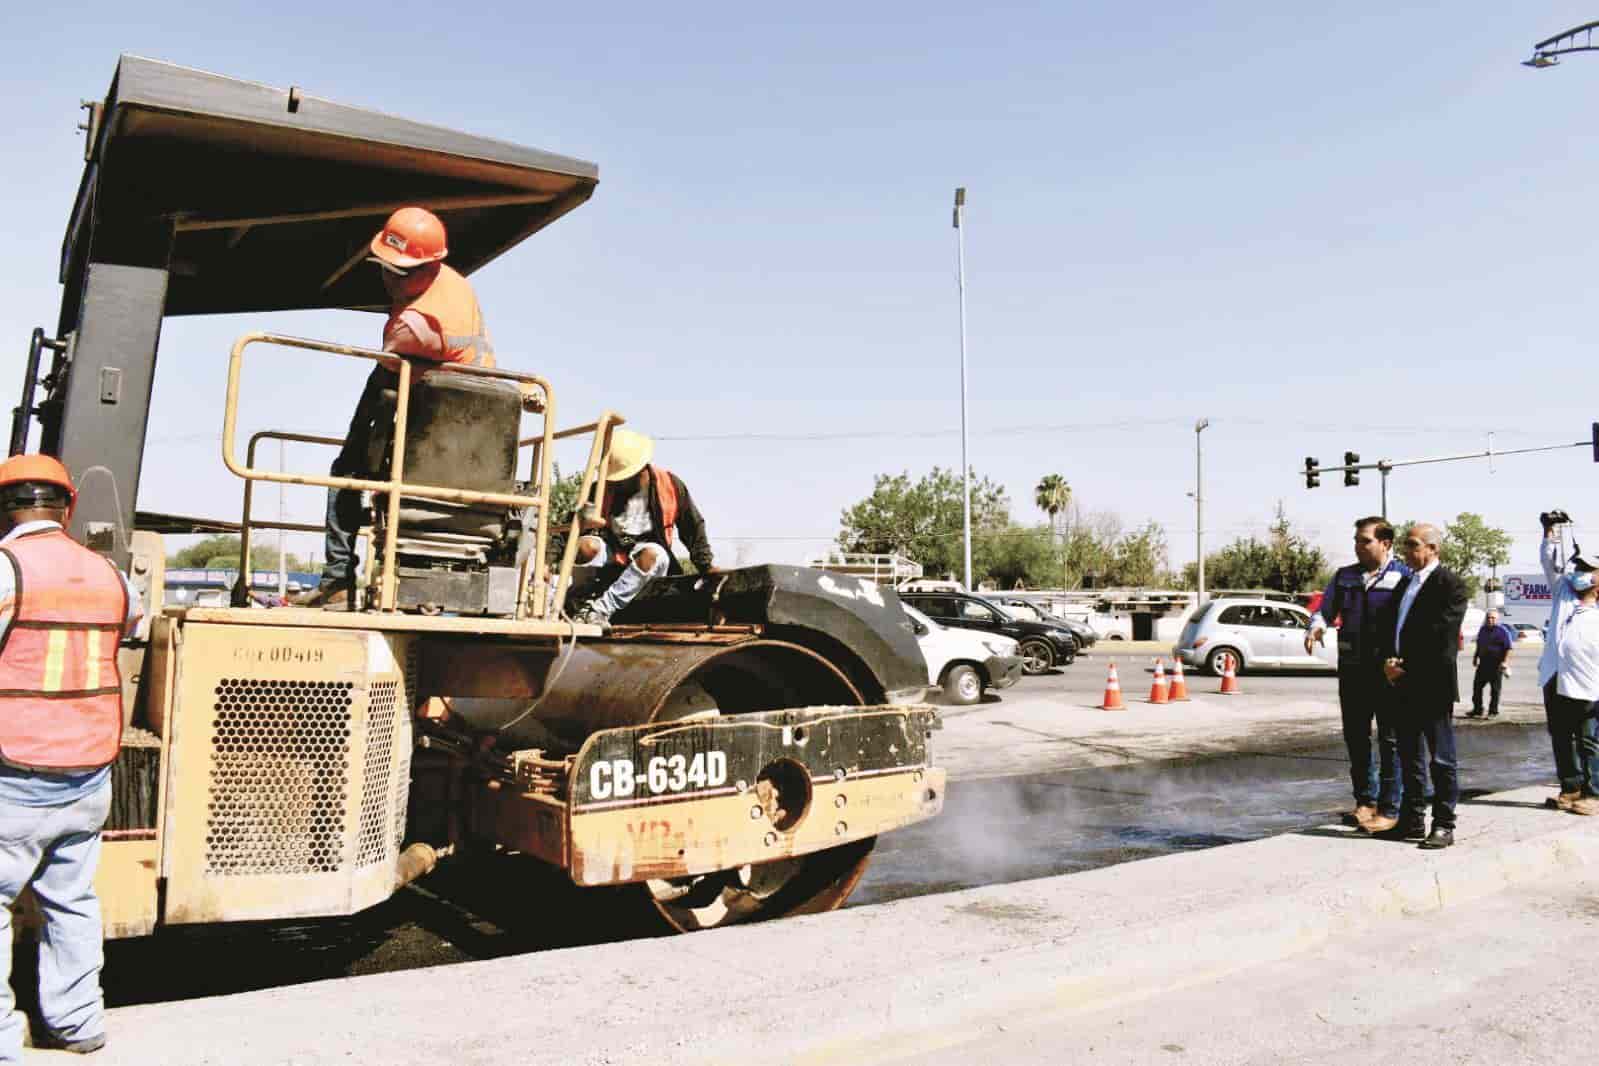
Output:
top-left (1035, 474), bottom-right (1072, 590)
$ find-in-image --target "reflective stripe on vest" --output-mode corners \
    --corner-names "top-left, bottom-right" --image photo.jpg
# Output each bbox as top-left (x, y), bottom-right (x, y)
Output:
top-left (602, 467), bottom-right (679, 566)
top-left (391, 263), bottom-right (495, 368)
top-left (0, 528), bottom-right (126, 771)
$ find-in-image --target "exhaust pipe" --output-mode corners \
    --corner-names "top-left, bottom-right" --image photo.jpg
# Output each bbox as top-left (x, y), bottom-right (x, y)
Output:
top-left (394, 842), bottom-right (455, 891)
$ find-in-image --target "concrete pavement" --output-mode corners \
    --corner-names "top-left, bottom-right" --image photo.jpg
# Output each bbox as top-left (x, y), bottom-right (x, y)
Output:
top-left (74, 784), bottom-right (1595, 1065)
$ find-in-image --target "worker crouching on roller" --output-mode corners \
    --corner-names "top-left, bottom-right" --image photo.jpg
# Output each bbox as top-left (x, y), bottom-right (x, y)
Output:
top-left (0, 455), bottom-right (142, 1058)
top-left (572, 429), bottom-right (715, 625)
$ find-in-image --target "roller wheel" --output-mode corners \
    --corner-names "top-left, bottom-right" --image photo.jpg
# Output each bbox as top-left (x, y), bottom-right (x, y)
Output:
top-left (641, 836), bottom-right (876, 932)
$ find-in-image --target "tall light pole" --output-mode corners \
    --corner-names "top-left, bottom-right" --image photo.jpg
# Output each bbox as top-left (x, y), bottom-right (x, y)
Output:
top-left (1195, 418), bottom-right (1209, 604)
top-left (953, 187), bottom-right (972, 590)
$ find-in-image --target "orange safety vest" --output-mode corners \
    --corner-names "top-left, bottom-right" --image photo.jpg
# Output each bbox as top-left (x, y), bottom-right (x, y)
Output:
top-left (601, 466), bottom-right (678, 566)
top-left (0, 528), bottom-right (127, 771)
top-left (388, 263), bottom-right (495, 368)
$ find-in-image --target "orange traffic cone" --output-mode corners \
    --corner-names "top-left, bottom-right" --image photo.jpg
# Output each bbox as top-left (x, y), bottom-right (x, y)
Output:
top-left (1169, 658), bottom-right (1191, 701)
top-left (1100, 662), bottom-right (1126, 711)
top-left (1218, 652), bottom-right (1240, 695)
top-left (1147, 659), bottom-right (1170, 704)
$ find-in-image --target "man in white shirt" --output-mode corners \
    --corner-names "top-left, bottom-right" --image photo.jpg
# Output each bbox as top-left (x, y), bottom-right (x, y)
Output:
top-left (1536, 512), bottom-right (1599, 811)
top-left (1551, 571), bottom-right (1599, 815)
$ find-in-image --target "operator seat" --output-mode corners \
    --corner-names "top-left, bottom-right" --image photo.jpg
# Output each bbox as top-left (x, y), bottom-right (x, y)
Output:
top-left (367, 370), bottom-right (523, 539)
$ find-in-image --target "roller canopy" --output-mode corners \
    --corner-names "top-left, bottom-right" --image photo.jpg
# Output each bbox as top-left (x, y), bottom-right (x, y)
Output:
top-left (62, 55), bottom-right (599, 316)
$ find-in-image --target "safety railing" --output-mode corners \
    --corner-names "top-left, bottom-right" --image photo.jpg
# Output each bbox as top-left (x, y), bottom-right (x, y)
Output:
top-left (223, 332), bottom-right (622, 619)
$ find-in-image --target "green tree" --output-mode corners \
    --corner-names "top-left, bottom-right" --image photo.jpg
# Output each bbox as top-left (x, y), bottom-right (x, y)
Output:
top-left (169, 535), bottom-right (307, 572)
top-left (975, 525), bottom-right (1056, 589)
top-left (1179, 504), bottom-right (1327, 592)
top-left (836, 467), bottom-right (1010, 580)
top-left (1441, 512), bottom-right (1512, 600)
top-left (1104, 521), bottom-right (1169, 586)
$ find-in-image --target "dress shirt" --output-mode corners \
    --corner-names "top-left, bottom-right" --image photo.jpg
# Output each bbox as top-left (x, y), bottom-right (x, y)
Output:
top-left (1394, 558), bottom-right (1439, 656)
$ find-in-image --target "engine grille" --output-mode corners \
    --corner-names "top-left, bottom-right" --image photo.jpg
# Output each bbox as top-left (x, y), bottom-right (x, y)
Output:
top-left (206, 679), bottom-right (353, 876)
top-left (356, 680), bottom-right (400, 867)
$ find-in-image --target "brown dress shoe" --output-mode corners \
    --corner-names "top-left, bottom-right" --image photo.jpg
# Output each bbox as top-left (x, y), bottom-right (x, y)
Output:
top-left (1547, 790), bottom-right (1583, 812)
top-left (1361, 813), bottom-right (1399, 834)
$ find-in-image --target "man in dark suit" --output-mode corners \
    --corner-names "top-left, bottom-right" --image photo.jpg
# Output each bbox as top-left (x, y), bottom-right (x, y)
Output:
top-left (1369, 522), bottom-right (1469, 848)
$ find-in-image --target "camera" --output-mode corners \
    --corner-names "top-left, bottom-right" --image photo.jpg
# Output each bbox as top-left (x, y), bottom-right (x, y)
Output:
top-left (1542, 509), bottom-right (1573, 528)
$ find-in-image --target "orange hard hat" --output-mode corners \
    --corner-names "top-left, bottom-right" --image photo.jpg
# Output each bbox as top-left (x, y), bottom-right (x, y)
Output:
top-left (369, 207), bottom-right (448, 269)
top-left (0, 454), bottom-right (76, 514)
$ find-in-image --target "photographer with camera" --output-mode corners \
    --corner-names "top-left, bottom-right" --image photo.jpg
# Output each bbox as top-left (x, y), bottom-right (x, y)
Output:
top-left (1539, 509), bottom-right (1599, 812)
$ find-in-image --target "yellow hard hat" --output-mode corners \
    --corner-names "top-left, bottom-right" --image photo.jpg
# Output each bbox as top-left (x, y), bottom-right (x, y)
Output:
top-left (603, 429), bottom-right (654, 482)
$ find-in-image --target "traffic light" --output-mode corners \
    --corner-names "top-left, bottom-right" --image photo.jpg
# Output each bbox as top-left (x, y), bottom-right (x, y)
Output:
top-left (1344, 451), bottom-right (1360, 487)
top-left (1304, 457), bottom-right (1320, 489)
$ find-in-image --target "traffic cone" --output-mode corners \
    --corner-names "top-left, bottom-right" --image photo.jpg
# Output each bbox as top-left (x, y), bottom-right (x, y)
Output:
top-left (1218, 652), bottom-right (1240, 695)
top-left (1169, 658), bottom-right (1191, 701)
top-left (1100, 662), bottom-right (1125, 711)
top-left (1147, 659), bottom-right (1170, 704)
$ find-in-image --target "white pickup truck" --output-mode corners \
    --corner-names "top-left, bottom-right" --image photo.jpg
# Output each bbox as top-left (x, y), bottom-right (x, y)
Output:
top-left (903, 603), bottom-right (1025, 705)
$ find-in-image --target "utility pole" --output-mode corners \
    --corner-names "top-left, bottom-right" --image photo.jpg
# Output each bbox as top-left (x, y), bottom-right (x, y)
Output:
top-left (953, 187), bottom-right (972, 591)
top-left (1195, 418), bottom-right (1209, 604)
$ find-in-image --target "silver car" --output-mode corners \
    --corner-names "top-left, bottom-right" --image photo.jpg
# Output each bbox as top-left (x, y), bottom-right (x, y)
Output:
top-left (1172, 597), bottom-right (1337, 675)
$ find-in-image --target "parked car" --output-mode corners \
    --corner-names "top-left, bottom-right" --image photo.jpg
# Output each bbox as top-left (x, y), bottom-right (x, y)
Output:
top-left (1172, 597), bottom-right (1336, 675)
top-left (902, 604), bottom-right (1023, 705)
top-left (984, 596), bottom-right (1099, 649)
top-left (899, 591), bottom-right (1078, 674)
top-left (1510, 622), bottom-right (1544, 644)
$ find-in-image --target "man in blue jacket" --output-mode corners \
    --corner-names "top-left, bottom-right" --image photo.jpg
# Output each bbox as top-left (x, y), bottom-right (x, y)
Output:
top-left (1466, 608), bottom-right (1516, 719)
top-left (1306, 516), bottom-right (1411, 830)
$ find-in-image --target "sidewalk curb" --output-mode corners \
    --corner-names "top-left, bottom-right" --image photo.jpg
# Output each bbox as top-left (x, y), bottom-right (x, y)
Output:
top-left (89, 788), bottom-right (1598, 1066)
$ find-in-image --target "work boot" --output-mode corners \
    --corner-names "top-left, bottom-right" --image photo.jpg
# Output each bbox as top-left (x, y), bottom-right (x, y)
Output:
top-left (1373, 817), bottom-right (1425, 841)
top-left (33, 1029), bottom-right (106, 1054)
top-left (570, 602), bottom-right (611, 630)
top-left (1571, 797), bottom-right (1599, 817)
top-left (1547, 790), bottom-right (1583, 812)
top-left (292, 580), bottom-right (354, 610)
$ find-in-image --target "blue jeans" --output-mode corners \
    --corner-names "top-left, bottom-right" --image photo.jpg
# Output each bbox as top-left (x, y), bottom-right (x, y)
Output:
top-left (0, 781), bottom-right (111, 1062)
top-left (1545, 680), bottom-right (1599, 795)
top-left (320, 367), bottom-right (396, 585)
top-left (1396, 697), bottom-right (1459, 829)
top-left (1338, 665), bottom-right (1402, 816)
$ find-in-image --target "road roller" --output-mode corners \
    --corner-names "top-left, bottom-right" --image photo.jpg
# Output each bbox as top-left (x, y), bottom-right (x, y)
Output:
top-left (10, 56), bottom-right (943, 939)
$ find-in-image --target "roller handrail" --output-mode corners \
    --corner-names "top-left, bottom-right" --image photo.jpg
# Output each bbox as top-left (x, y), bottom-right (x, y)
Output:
top-left (223, 332), bottom-right (622, 617)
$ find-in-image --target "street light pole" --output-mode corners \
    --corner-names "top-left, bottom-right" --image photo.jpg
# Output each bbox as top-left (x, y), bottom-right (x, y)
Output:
top-left (1195, 418), bottom-right (1209, 604)
top-left (953, 187), bottom-right (972, 590)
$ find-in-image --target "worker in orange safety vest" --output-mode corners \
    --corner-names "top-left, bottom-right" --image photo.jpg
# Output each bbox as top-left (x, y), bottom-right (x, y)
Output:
top-left (298, 206), bottom-right (506, 608)
top-left (572, 429), bottom-right (717, 625)
top-left (0, 454), bottom-right (142, 1058)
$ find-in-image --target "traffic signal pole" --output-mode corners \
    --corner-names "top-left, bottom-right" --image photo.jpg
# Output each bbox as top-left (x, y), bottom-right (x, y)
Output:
top-left (1303, 430), bottom-right (1596, 518)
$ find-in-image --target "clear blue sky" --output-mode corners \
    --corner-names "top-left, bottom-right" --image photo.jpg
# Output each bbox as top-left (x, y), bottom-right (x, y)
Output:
top-left (5, 2), bottom-right (1597, 577)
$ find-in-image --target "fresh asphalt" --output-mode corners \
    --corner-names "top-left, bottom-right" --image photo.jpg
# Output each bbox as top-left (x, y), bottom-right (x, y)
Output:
top-left (95, 654), bottom-right (1561, 1007)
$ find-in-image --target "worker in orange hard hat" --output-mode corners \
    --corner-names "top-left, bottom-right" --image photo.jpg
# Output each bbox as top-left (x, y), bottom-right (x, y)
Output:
top-left (0, 454), bottom-right (142, 1058)
top-left (298, 206), bottom-right (509, 607)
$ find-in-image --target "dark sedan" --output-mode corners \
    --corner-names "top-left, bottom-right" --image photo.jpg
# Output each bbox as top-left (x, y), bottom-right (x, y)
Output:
top-left (899, 591), bottom-right (1078, 674)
